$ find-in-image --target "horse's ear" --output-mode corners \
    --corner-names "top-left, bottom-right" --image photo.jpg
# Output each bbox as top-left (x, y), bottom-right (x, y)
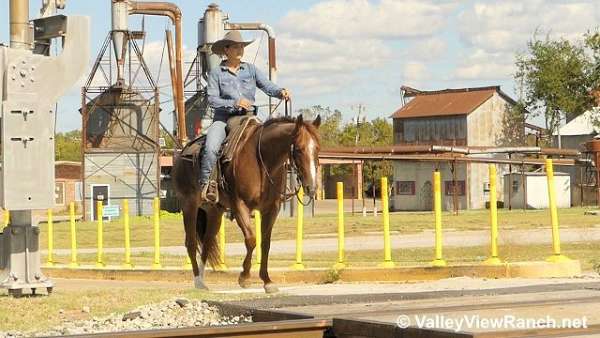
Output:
top-left (293, 115), bottom-right (303, 135)
top-left (313, 115), bottom-right (321, 128)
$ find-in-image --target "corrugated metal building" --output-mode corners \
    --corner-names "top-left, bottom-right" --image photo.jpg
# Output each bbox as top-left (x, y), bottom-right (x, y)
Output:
top-left (390, 86), bottom-right (517, 210)
top-left (83, 87), bottom-right (160, 220)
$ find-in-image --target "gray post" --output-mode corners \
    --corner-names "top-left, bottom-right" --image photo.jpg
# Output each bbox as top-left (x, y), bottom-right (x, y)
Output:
top-left (0, 7), bottom-right (89, 296)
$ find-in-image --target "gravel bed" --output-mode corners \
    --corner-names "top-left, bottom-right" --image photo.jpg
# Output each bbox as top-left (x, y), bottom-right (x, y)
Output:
top-left (1, 298), bottom-right (252, 337)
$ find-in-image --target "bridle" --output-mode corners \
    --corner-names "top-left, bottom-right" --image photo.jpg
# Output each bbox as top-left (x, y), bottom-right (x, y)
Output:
top-left (258, 100), bottom-right (315, 206)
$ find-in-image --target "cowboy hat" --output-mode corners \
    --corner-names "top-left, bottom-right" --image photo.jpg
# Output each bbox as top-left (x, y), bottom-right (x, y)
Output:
top-left (211, 30), bottom-right (254, 55)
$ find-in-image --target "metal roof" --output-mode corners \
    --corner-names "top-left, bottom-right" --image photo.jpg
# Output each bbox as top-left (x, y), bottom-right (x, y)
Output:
top-left (392, 86), bottom-right (514, 119)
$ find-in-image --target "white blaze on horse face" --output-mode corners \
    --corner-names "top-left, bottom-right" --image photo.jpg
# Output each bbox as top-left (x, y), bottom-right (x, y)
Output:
top-left (307, 137), bottom-right (317, 184)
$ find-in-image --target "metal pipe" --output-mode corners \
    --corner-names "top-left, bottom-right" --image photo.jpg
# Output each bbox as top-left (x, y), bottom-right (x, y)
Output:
top-left (226, 22), bottom-right (277, 115)
top-left (129, 1), bottom-right (187, 145)
top-left (319, 153), bottom-right (579, 166)
top-left (10, 0), bottom-right (30, 49)
top-left (321, 145), bottom-right (580, 157)
top-left (165, 29), bottom-right (180, 147)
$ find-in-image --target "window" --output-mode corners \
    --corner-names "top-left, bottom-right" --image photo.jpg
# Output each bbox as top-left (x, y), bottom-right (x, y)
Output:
top-left (512, 180), bottom-right (520, 193)
top-left (75, 182), bottom-right (83, 202)
top-left (396, 181), bottom-right (416, 195)
top-left (55, 182), bottom-right (65, 206)
top-left (445, 180), bottom-right (466, 196)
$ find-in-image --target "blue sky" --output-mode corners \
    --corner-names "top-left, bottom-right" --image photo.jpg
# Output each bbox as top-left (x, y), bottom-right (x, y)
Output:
top-left (1, 0), bottom-right (599, 132)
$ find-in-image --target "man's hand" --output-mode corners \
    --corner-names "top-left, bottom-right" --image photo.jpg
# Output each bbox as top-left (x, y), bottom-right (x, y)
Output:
top-left (235, 98), bottom-right (253, 110)
top-left (280, 89), bottom-right (291, 101)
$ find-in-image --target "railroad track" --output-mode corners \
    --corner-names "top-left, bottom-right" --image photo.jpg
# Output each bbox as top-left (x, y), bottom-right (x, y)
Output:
top-left (63, 318), bottom-right (600, 338)
top-left (62, 283), bottom-right (600, 337)
top-left (68, 318), bottom-right (332, 338)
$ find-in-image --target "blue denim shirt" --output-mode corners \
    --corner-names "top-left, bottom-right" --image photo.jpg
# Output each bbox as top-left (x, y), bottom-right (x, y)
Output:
top-left (207, 61), bottom-right (283, 122)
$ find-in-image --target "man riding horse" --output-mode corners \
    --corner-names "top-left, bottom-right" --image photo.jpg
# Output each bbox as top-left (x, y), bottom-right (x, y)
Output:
top-left (198, 30), bottom-right (291, 203)
top-left (172, 30), bottom-right (320, 293)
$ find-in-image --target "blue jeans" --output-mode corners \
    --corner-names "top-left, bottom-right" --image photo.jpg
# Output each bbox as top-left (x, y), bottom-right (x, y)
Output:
top-left (198, 120), bottom-right (227, 184)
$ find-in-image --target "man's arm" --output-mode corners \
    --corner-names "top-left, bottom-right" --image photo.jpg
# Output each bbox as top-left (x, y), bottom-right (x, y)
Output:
top-left (255, 66), bottom-right (283, 98)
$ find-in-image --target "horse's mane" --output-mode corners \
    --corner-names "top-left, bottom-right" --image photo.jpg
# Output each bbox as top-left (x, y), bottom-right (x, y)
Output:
top-left (262, 116), bottom-right (295, 128)
top-left (262, 116), bottom-right (321, 143)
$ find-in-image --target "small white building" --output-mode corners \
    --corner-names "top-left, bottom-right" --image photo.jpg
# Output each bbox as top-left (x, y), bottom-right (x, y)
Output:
top-left (503, 172), bottom-right (571, 209)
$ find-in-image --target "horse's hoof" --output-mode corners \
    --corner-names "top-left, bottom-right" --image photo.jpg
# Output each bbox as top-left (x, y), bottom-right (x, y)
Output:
top-left (194, 276), bottom-right (209, 290)
top-left (264, 283), bottom-right (279, 294)
top-left (238, 276), bottom-right (251, 289)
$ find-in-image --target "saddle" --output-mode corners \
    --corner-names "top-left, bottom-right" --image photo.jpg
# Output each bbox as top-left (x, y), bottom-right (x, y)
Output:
top-left (181, 115), bottom-right (261, 201)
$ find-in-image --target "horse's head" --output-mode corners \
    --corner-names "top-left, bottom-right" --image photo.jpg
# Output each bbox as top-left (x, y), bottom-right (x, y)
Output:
top-left (291, 115), bottom-right (321, 198)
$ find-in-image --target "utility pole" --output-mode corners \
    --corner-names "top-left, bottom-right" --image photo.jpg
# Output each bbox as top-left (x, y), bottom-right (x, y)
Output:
top-left (351, 104), bottom-right (365, 216)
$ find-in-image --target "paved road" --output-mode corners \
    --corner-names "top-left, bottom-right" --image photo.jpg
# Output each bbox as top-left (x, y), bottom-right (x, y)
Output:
top-left (45, 227), bottom-right (600, 256)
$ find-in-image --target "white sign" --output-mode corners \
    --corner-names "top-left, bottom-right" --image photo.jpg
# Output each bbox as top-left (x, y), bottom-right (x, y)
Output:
top-left (103, 205), bottom-right (120, 218)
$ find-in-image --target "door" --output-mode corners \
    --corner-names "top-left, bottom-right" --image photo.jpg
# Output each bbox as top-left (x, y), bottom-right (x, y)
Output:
top-left (91, 185), bottom-right (109, 221)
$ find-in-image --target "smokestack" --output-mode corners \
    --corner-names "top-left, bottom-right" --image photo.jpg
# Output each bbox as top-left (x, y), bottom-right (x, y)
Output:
top-left (112, 0), bottom-right (129, 84)
top-left (201, 4), bottom-right (225, 73)
top-left (10, 0), bottom-right (31, 49)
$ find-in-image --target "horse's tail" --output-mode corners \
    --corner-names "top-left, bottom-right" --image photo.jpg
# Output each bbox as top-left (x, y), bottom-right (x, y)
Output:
top-left (172, 151), bottom-right (198, 200)
top-left (196, 208), bottom-right (220, 269)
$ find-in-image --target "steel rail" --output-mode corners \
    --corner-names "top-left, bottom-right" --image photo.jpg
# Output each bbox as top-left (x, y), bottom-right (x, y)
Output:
top-left (67, 318), bottom-right (331, 338)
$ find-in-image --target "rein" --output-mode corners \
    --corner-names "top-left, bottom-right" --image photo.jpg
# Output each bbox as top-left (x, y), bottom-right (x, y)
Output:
top-left (257, 100), bottom-right (314, 206)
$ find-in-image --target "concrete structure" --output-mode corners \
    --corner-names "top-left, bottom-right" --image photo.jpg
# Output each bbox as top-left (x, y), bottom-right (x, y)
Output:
top-left (503, 172), bottom-right (571, 209)
top-left (83, 88), bottom-right (160, 220)
top-left (390, 86), bottom-right (518, 211)
top-left (0, 0), bottom-right (89, 295)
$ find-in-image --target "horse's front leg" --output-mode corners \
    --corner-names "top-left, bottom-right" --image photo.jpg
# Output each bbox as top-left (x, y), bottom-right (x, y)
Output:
top-left (259, 205), bottom-right (280, 293)
top-left (232, 201), bottom-right (255, 288)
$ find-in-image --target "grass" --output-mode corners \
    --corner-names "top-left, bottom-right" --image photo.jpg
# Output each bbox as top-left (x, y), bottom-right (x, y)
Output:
top-left (0, 287), bottom-right (264, 333)
top-left (42, 241), bottom-right (600, 272)
top-left (31, 206), bottom-right (600, 251)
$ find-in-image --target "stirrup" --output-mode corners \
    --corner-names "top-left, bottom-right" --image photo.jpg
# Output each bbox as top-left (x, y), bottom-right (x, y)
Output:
top-left (201, 180), bottom-right (219, 204)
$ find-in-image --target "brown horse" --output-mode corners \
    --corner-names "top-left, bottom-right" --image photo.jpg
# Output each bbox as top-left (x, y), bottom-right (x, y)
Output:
top-left (172, 115), bottom-right (321, 293)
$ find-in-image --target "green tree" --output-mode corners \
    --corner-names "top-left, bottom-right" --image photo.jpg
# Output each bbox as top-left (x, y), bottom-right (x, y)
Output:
top-left (515, 33), bottom-right (595, 137)
top-left (295, 105), bottom-right (342, 148)
top-left (55, 130), bottom-right (81, 161)
top-left (160, 129), bottom-right (176, 149)
top-left (499, 102), bottom-right (528, 147)
top-left (337, 117), bottom-right (394, 192)
top-left (585, 30), bottom-right (600, 92)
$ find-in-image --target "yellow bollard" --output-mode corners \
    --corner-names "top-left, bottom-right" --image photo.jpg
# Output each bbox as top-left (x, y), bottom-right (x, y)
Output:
top-left (216, 214), bottom-right (228, 271)
top-left (484, 165), bottom-right (502, 265)
top-left (379, 177), bottom-right (395, 268)
top-left (184, 254), bottom-right (192, 270)
top-left (545, 159), bottom-right (571, 263)
top-left (292, 188), bottom-right (305, 270)
top-left (68, 202), bottom-right (79, 268)
top-left (122, 200), bottom-right (133, 269)
top-left (253, 210), bottom-right (262, 270)
top-left (152, 197), bottom-right (162, 269)
top-left (96, 201), bottom-right (105, 268)
top-left (2, 209), bottom-right (9, 231)
top-left (46, 208), bottom-right (54, 267)
top-left (431, 171), bottom-right (447, 267)
top-left (333, 182), bottom-right (346, 270)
